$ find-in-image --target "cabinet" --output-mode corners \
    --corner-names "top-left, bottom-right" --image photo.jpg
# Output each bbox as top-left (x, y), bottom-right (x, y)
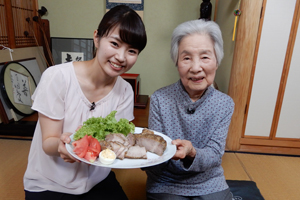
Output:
top-left (227, 0), bottom-right (300, 155)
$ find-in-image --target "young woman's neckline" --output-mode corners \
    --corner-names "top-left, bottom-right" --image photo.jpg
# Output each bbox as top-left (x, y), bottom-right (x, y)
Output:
top-left (71, 61), bottom-right (119, 105)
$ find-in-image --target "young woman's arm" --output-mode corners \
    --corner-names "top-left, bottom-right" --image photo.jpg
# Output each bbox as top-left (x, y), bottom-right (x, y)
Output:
top-left (39, 113), bottom-right (78, 163)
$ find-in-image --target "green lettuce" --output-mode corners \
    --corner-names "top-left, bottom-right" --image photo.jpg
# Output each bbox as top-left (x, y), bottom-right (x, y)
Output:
top-left (73, 110), bottom-right (135, 141)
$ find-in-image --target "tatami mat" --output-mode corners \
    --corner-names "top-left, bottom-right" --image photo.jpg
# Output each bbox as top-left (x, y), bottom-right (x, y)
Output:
top-left (0, 139), bottom-right (31, 200)
top-left (222, 152), bottom-right (251, 181)
top-left (236, 153), bottom-right (300, 200)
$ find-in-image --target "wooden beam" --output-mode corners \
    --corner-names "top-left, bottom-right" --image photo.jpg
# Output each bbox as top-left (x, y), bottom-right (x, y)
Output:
top-left (239, 144), bottom-right (300, 156)
top-left (240, 138), bottom-right (300, 148)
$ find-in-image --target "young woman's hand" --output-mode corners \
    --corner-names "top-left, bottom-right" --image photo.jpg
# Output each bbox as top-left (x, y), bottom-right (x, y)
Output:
top-left (171, 139), bottom-right (196, 161)
top-left (58, 132), bottom-right (80, 163)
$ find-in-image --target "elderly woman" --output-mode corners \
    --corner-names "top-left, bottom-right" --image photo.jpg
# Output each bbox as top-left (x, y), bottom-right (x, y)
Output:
top-left (144, 19), bottom-right (235, 200)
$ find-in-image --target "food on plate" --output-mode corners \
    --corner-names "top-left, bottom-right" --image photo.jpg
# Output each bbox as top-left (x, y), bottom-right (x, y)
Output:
top-left (72, 135), bottom-right (101, 162)
top-left (125, 146), bottom-right (147, 159)
top-left (99, 149), bottom-right (116, 165)
top-left (99, 129), bottom-right (166, 159)
top-left (85, 136), bottom-right (101, 162)
top-left (141, 128), bottom-right (154, 135)
top-left (135, 132), bottom-right (167, 156)
top-left (72, 135), bottom-right (90, 158)
top-left (73, 110), bottom-right (135, 141)
top-left (105, 133), bottom-right (130, 146)
top-left (71, 110), bottom-right (136, 162)
top-left (102, 140), bottom-right (128, 160)
top-left (71, 110), bottom-right (168, 163)
top-left (126, 133), bottom-right (136, 146)
top-left (100, 136), bottom-right (148, 160)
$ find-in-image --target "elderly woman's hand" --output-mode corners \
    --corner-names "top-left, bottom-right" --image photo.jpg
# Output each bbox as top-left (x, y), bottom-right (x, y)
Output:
top-left (171, 139), bottom-right (196, 160)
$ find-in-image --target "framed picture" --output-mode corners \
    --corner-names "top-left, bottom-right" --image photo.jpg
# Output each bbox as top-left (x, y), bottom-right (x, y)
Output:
top-left (106, 0), bottom-right (144, 19)
top-left (0, 61), bottom-right (37, 117)
top-left (51, 37), bottom-right (94, 65)
top-left (0, 58), bottom-right (41, 123)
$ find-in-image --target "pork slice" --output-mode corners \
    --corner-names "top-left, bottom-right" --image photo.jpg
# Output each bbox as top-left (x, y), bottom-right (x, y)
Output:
top-left (109, 141), bottom-right (127, 160)
top-left (142, 128), bottom-right (154, 135)
top-left (126, 133), bottom-right (136, 146)
top-left (135, 133), bottom-right (167, 156)
top-left (99, 140), bottom-right (111, 151)
top-left (117, 145), bottom-right (128, 160)
top-left (125, 146), bottom-right (147, 159)
top-left (105, 133), bottom-right (130, 146)
top-left (105, 133), bottom-right (125, 143)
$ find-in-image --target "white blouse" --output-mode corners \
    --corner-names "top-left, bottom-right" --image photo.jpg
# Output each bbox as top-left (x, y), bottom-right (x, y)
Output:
top-left (24, 62), bottom-right (134, 194)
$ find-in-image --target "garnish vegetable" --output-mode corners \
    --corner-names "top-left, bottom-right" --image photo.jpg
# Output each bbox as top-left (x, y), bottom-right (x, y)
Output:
top-left (73, 110), bottom-right (135, 141)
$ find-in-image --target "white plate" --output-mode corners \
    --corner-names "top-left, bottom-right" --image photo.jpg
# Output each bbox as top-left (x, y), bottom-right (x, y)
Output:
top-left (66, 127), bottom-right (176, 169)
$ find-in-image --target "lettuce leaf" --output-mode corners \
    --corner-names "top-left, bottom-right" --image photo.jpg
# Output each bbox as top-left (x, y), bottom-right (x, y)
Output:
top-left (73, 110), bottom-right (135, 141)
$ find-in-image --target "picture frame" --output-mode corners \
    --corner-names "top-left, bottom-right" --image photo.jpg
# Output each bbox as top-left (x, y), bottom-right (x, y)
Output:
top-left (0, 61), bottom-right (37, 117)
top-left (106, 0), bottom-right (144, 19)
top-left (51, 37), bottom-right (94, 65)
top-left (0, 58), bottom-right (42, 123)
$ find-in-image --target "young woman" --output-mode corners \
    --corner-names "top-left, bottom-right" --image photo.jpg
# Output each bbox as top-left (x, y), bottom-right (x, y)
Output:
top-left (24, 5), bottom-right (147, 200)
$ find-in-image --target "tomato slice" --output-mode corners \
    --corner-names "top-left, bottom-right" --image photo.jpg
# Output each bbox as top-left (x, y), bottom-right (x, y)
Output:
top-left (72, 135), bottom-right (101, 162)
top-left (84, 150), bottom-right (98, 162)
top-left (88, 137), bottom-right (101, 155)
top-left (72, 135), bottom-right (89, 158)
top-left (84, 137), bottom-right (101, 162)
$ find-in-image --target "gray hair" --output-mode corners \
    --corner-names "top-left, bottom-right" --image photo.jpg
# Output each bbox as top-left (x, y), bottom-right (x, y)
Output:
top-left (170, 19), bottom-right (224, 66)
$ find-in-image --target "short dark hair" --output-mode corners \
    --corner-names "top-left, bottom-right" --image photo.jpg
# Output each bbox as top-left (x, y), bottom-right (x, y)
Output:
top-left (97, 5), bottom-right (147, 53)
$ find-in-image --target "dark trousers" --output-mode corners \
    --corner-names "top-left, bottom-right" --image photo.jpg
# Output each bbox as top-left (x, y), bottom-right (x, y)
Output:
top-left (25, 171), bottom-right (128, 200)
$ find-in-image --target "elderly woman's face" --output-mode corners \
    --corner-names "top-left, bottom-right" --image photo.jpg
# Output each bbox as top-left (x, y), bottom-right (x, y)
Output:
top-left (177, 33), bottom-right (217, 101)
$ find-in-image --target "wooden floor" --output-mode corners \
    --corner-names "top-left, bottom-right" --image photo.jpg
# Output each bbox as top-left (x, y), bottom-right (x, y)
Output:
top-left (1, 138), bottom-right (300, 200)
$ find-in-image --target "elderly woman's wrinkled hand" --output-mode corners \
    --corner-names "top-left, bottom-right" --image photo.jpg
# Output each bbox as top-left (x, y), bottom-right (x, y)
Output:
top-left (171, 139), bottom-right (197, 160)
top-left (58, 132), bottom-right (80, 163)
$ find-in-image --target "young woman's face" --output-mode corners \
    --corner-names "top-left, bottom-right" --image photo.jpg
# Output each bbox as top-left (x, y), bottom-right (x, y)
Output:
top-left (177, 33), bottom-right (217, 101)
top-left (94, 26), bottom-right (139, 77)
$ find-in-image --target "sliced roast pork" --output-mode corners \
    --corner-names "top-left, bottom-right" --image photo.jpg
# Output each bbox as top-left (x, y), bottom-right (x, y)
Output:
top-left (100, 141), bottom-right (127, 160)
top-left (105, 133), bottom-right (129, 146)
top-left (141, 128), bottom-right (154, 135)
top-left (126, 133), bottom-right (136, 146)
top-left (110, 141), bottom-right (129, 160)
top-left (135, 133), bottom-right (167, 156)
top-left (99, 140), bottom-right (111, 150)
top-left (125, 146), bottom-right (147, 159)
top-left (100, 131), bottom-right (167, 159)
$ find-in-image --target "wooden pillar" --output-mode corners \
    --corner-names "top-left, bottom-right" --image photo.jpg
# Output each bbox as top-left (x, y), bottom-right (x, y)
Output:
top-left (226, 0), bottom-right (264, 151)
